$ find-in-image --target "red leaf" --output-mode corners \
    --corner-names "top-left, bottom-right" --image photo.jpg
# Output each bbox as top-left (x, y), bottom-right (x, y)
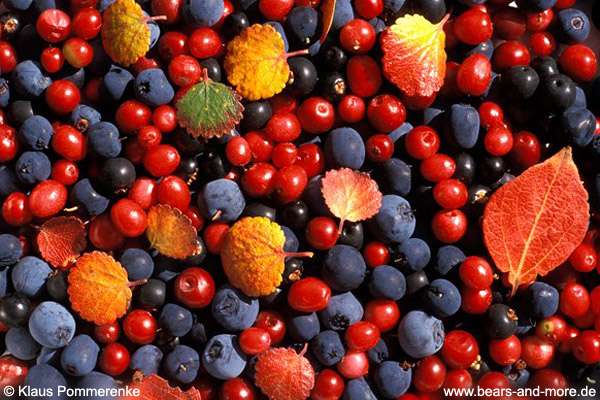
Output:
top-left (483, 148), bottom-right (589, 296)
top-left (37, 216), bottom-right (87, 268)
top-left (121, 373), bottom-right (202, 400)
top-left (255, 346), bottom-right (314, 400)
top-left (319, 0), bottom-right (336, 43)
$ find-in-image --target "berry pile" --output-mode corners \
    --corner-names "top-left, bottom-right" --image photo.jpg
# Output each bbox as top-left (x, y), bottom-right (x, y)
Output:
top-left (1, 0), bottom-right (600, 399)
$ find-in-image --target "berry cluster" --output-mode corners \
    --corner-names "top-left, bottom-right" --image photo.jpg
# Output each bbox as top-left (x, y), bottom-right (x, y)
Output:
top-left (1, 0), bottom-right (600, 399)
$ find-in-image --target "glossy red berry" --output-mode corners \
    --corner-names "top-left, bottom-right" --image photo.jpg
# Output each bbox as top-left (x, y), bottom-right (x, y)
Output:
top-left (288, 277), bottom-right (331, 312)
top-left (51, 159), bottom-right (79, 186)
top-left (569, 243), bottom-right (597, 273)
top-left (259, 0), bottom-right (293, 21)
top-left (572, 330), bottom-right (600, 364)
top-left (245, 131), bottom-right (274, 163)
top-left (174, 268), bottom-right (215, 309)
top-left (484, 126), bottom-right (513, 156)
top-left (354, 0), bottom-right (383, 19)
top-left (273, 165), bottom-right (308, 204)
top-left (405, 126), bottom-right (440, 160)
top-left (340, 19), bottom-right (376, 54)
top-left (0, 125), bottom-right (19, 162)
top-left (295, 143), bottom-right (325, 178)
top-left (420, 154), bottom-right (456, 182)
top-left (93, 321), bottom-right (120, 344)
top-left (433, 179), bottom-right (468, 210)
top-left (46, 80), bottom-right (80, 115)
top-left (253, 311), bottom-right (286, 345)
top-left (143, 144), bottom-right (180, 177)
top-left (239, 327), bottom-right (271, 355)
top-left (521, 335), bottom-right (555, 369)
top-left (363, 300), bottom-right (400, 332)
top-left (560, 283), bottom-right (590, 318)
top-left (29, 180), bottom-right (67, 218)
top-left (0, 41), bottom-right (17, 74)
top-left (266, 112), bottom-right (301, 143)
top-left (346, 55), bottom-right (382, 97)
top-left (158, 31), bottom-right (188, 61)
top-left (536, 316), bottom-right (567, 344)
top-left (362, 241), bottom-right (390, 268)
top-left (459, 256), bottom-right (493, 290)
top-left (297, 97), bottom-right (335, 134)
top-left (489, 335), bottom-right (521, 366)
top-left (271, 142), bottom-right (298, 168)
top-left (413, 355), bottom-right (446, 393)
top-left (152, 105), bottom-right (177, 132)
top-left (441, 330), bottom-right (479, 369)
top-left (99, 342), bottom-right (130, 376)
top-left (72, 7), bottom-right (102, 39)
top-left (241, 163), bottom-right (277, 198)
top-left (189, 28), bottom-right (221, 59)
top-left (89, 214), bottom-right (126, 251)
top-left (110, 199), bottom-right (147, 237)
top-left (2, 193), bottom-right (33, 226)
top-left (226, 136), bottom-right (252, 166)
top-left (168, 55), bottom-right (201, 87)
top-left (116, 100), bottom-right (152, 134)
top-left (128, 178), bottom-right (158, 210)
top-left (305, 217), bottom-right (338, 250)
top-left (62, 37), bottom-right (94, 68)
top-left (509, 131), bottom-right (541, 170)
top-left (365, 134), bottom-right (394, 163)
top-left (559, 45), bottom-right (597, 82)
top-left (219, 377), bottom-right (256, 400)
top-left (456, 53), bottom-right (492, 96)
top-left (40, 47), bottom-right (64, 73)
top-left (338, 94), bottom-right (365, 123)
top-left (492, 41), bottom-right (530, 72)
top-left (36, 9), bottom-right (71, 43)
top-left (311, 369), bottom-right (344, 400)
top-left (367, 94), bottom-right (405, 133)
top-left (157, 175), bottom-right (190, 211)
top-left (337, 350), bottom-right (368, 379)
top-left (0, 356), bottom-right (28, 388)
top-left (491, 6), bottom-right (526, 40)
top-left (529, 32), bottom-right (556, 57)
top-left (479, 101), bottom-right (504, 130)
top-left (122, 310), bottom-right (157, 345)
top-left (203, 222), bottom-right (229, 254)
top-left (461, 287), bottom-right (492, 314)
top-left (345, 321), bottom-right (380, 351)
top-left (453, 9), bottom-right (493, 45)
top-left (526, 8), bottom-right (553, 32)
top-left (52, 125), bottom-right (87, 161)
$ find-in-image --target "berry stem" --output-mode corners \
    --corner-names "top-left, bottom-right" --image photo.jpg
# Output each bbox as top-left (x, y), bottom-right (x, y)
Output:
top-left (284, 49), bottom-right (310, 59)
top-left (212, 209), bottom-right (223, 221)
top-left (282, 251), bottom-right (314, 259)
top-left (127, 279), bottom-right (148, 289)
top-left (144, 15), bottom-right (167, 23)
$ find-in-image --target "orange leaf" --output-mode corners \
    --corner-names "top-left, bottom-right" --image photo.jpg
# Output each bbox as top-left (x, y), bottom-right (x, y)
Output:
top-left (101, 0), bottom-right (157, 66)
top-left (255, 346), bottom-right (315, 400)
top-left (121, 373), bottom-right (202, 400)
top-left (319, 0), bottom-right (336, 43)
top-left (146, 204), bottom-right (200, 259)
top-left (381, 14), bottom-right (448, 97)
top-left (483, 148), bottom-right (589, 296)
top-left (321, 168), bottom-right (382, 233)
top-left (68, 252), bottom-right (132, 325)
top-left (224, 24), bottom-right (308, 101)
top-left (221, 217), bottom-right (313, 297)
top-left (37, 216), bottom-right (87, 268)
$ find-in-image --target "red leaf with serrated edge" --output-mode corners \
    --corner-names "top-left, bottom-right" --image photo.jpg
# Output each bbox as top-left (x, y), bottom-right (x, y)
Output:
top-left (483, 148), bottom-right (589, 296)
top-left (319, 0), bottom-right (335, 43)
top-left (121, 373), bottom-right (202, 400)
top-left (255, 346), bottom-right (314, 400)
top-left (37, 216), bottom-right (87, 268)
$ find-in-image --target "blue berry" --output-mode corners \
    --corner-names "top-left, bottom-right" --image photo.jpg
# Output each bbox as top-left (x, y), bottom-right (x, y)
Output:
top-left (311, 330), bottom-right (345, 366)
top-left (559, 107), bottom-right (596, 147)
top-left (434, 245), bottom-right (466, 276)
top-left (394, 238), bottom-right (431, 272)
top-left (0, 268), bottom-right (10, 297)
top-left (375, 158), bottom-right (412, 196)
top-left (60, 334), bottom-right (99, 377)
top-left (164, 345), bottom-right (200, 384)
top-left (6, 326), bottom-right (41, 360)
top-left (15, 151), bottom-right (51, 185)
top-left (368, 195), bottom-right (416, 244)
top-left (143, 12), bottom-right (160, 48)
top-left (503, 364), bottom-right (530, 388)
top-left (0, 234), bottom-right (22, 267)
top-left (319, 291), bottom-right (363, 331)
top-left (159, 303), bottom-right (193, 337)
top-left (368, 265), bottom-right (406, 300)
top-left (0, 78), bottom-right (10, 108)
top-left (12, 256), bottom-right (52, 297)
top-left (182, 0), bottom-right (224, 27)
top-left (331, 0), bottom-right (354, 31)
top-left (12, 60), bottom-right (52, 98)
top-left (304, 175), bottom-right (334, 217)
top-left (289, 311), bottom-right (321, 341)
top-left (4, 0), bottom-right (33, 11)
top-left (424, 279), bottom-right (461, 318)
top-left (119, 248), bottom-right (154, 281)
top-left (571, 85), bottom-right (587, 109)
top-left (524, 282), bottom-right (559, 319)
top-left (444, 104), bottom-right (480, 150)
top-left (202, 334), bottom-right (247, 380)
top-left (134, 68), bottom-right (174, 107)
top-left (374, 361), bottom-right (412, 398)
top-left (325, 127), bottom-right (366, 169)
top-left (388, 122), bottom-right (413, 144)
top-left (102, 65), bottom-right (134, 102)
top-left (70, 104), bottom-right (101, 132)
top-left (366, 338), bottom-right (390, 364)
top-left (197, 179), bottom-right (246, 222)
top-left (19, 115), bottom-right (53, 150)
top-left (29, 301), bottom-right (76, 349)
top-left (0, 165), bottom-right (23, 197)
top-left (72, 179), bottom-right (110, 216)
top-left (212, 285), bottom-right (259, 331)
top-left (130, 345), bottom-right (163, 376)
top-left (322, 244), bottom-right (366, 291)
top-left (397, 310), bottom-right (445, 358)
top-left (343, 377), bottom-right (378, 400)
top-left (37, 346), bottom-right (61, 365)
top-left (281, 225), bottom-right (299, 253)
top-left (88, 122), bottom-right (122, 158)
top-left (466, 39), bottom-right (494, 60)
top-left (24, 364), bottom-right (68, 400)
top-left (287, 6), bottom-right (318, 46)
top-left (76, 372), bottom-right (118, 400)
top-left (556, 8), bottom-right (590, 43)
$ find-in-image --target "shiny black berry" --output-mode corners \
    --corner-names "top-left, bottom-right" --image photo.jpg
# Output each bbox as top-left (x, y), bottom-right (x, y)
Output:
top-left (278, 200), bottom-right (309, 229)
top-left (240, 100), bottom-right (272, 131)
top-left (287, 57), bottom-right (318, 97)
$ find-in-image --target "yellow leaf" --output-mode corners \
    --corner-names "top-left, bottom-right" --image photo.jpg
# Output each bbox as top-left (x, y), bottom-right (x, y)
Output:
top-left (224, 24), bottom-right (306, 101)
top-left (221, 217), bottom-right (313, 297)
top-left (146, 204), bottom-right (200, 259)
top-left (68, 252), bottom-right (132, 325)
top-left (101, 0), bottom-right (152, 66)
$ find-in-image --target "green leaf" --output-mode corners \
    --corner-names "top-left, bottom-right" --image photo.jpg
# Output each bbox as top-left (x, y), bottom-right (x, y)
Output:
top-left (176, 75), bottom-right (244, 140)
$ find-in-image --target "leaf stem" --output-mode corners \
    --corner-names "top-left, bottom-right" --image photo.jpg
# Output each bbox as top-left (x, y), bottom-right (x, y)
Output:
top-left (284, 49), bottom-right (310, 59)
top-left (144, 15), bottom-right (167, 23)
top-left (282, 251), bottom-right (314, 259)
top-left (128, 279), bottom-right (148, 289)
top-left (436, 13), bottom-right (451, 31)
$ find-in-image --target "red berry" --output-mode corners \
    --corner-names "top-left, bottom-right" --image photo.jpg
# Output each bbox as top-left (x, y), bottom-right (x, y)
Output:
top-left (509, 131), bottom-right (541, 170)
top-left (489, 335), bottom-right (521, 365)
top-left (456, 53), bottom-right (492, 96)
top-left (297, 97), bottom-right (335, 134)
top-left (365, 134), bottom-right (394, 163)
top-left (492, 41), bottom-right (530, 72)
top-left (245, 131), bottom-right (274, 163)
top-left (241, 163), bottom-right (277, 198)
top-left (288, 277), bottom-right (331, 312)
top-left (479, 101), bottom-right (504, 130)
top-left (52, 125), bottom-right (87, 161)
top-left (529, 32), bottom-right (556, 57)
top-left (442, 369), bottom-right (472, 394)
top-left (0, 125), bottom-right (19, 162)
top-left (265, 112), bottom-right (301, 142)
top-left (338, 94), bottom-right (365, 123)
top-left (295, 143), bottom-right (325, 178)
top-left (137, 125), bottom-right (162, 150)
top-left (461, 287), bottom-right (492, 314)
top-left (226, 136), bottom-right (252, 166)
top-left (484, 126), bottom-right (513, 156)
top-left (157, 175), bottom-right (190, 210)
top-left (151, 0), bottom-right (183, 24)
top-left (354, 0), bottom-right (383, 19)
top-left (433, 179), bottom-right (468, 209)
top-left (526, 9), bottom-right (553, 32)
top-left (152, 105), bottom-right (177, 132)
top-left (559, 44), bottom-right (597, 82)
top-left (122, 310), bottom-right (157, 345)
top-left (367, 94), bottom-right (405, 133)
top-left (72, 7), bottom-right (102, 39)
top-left (2, 193), bottom-right (33, 226)
top-left (340, 19), bottom-right (376, 54)
top-left (0, 41), bottom-right (17, 74)
top-left (305, 217), bottom-right (338, 250)
top-left (569, 243), bottom-right (597, 272)
top-left (219, 377), bottom-right (256, 400)
top-left (89, 213), bottom-right (126, 250)
top-left (477, 372), bottom-right (510, 391)
top-left (174, 267), bottom-right (215, 309)
top-left (273, 165), bottom-right (307, 204)
top-left (311, 369), bottom-right (344, 400)
top-left (491, 6), bottom-right (526, 40)
top-left (0, 356), bottom-right (28, 388)
top-left (116, 100), bottom-right (152, 134)
top-left (453, 9), bottom-right (493, 45)
top-left (168, 55), bottom-right (201, 87)
top-left (420, 154), bottom-right (456, 182)
top-left (521, 335), bottom-right (554, 369)
top-left (51, 159), bottom-right (79, 186)
top-left (413, 355), bottom-right (446, 393)
top-left (572, 330), bottom-right (600, 364)
top-left (239, 327), bottom-right (271, 355)
top-left (337, 350), bottom-right (368, 379)
top-left (441, 330), bottom-right (479, 369)
top-left (405, 126), bottom-right (440, 160)
top-left (36, 9), bottom-right (71, 43)
top-left (93, 321), bottom-right (120, 344)
top-left (62, 37), bottom-right (94, 68)
top-left (560, 283), bottom-right (590, 318)
top-left (345, 321), bottom-right (380, 351)
top-left (189, 29), bottom-right (222, 59)
top-left (110, 198), bottom-right (147, 237)
top-left (536, 315), bottom-right (567, 344)
top-left (363, 300), bottom-right (399, 332)
top-left (530, 370), bottom-right (567, 400)
top-left (346, 55), bottom-right (382, 97)
top-left (40, 47), bottom-right (64, 73)
top-left (259, 0), bottom-right (293, 20)
top-left (143, 144), bottom-right (180, 177)
top-left (45, 80), bottom-right (80, 114)
top-left (184, 205), bottom-right (204, 230)
top-left (459, 256), bottom-right (493, 290)
top-left (29, 180), bottom-right (67, 218)
top-left (271, 142), bottom-right (298, 168)
top-left (128, 178), bottom-right (158, 210)
top-left (99, 342), bottom-right (129, 376)
top-left (158, 31), bottom-right (188, 61)
top-left (203, 223), bottom-right (229, 254)
top-left (554, 0), bottom-right (575, 8)
top-left (253, 310), bottom-right (286, 344)
top-left (362, 241), bottom-right (390, 268)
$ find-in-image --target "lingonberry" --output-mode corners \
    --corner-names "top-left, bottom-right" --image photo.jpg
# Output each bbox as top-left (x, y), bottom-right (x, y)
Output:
top-left (413, 355), bottom-right (446, 393)
top-left (143, 144), bottom-right (180, 177)
top-left (89, 214), bottom-right (126, 250)
top-left (271, 142), bottom-right (298, 168)
top-left (125, 137), bottom-right (146, 165)
top-left (554, 0), bottom-right (575, 8)
top-left (40, 47), bottom-right (64, 73)
top-left (45, 80), bottom-right (80, 115)
top-left (491, 6), bottom-right (526, 40)
top-left (219, 377), bottom-right (256, 400)
top-left (526, 8), bottom-right (553, 32)
top-left (477, 372), bottom-right (510, 391)
top-left (99, 342), bottom-right (130, 376)
top-left (568, 243), bottom-right (597, 272)
top-left (157, 175), bottom-right (191, 210)
top-left (93, 321), bottom-right (121, 344)
top-left (116, 100), bottom-right (152, 134)
top-left (559, 44), bottom-right (597, 82)
top-left (443, 369), bottom-right (472, 394)
top-left (297, 97), bottom-right (335, 134)
top-left (295, 143), bottom-right (325, 178)
top-left (405, 126), bottom-right (440, 160)
top-left (311, 369), bottom-right (344, 400)
top-left (241, 163), bottom-right (277, 197)
top-left (122, 310), bottom-right (157, 345)
top-left (239, 327), bottom-right (271, 355)
top-left (259, 0), bottom-right (293, 20)
top-left (137, 125), bottom-right (162, 150)
top-left (72, 7), bottom-right (102, 39)
top-left (226, 136), bottom-right (252, 166)
top-left (339, 19), bottom-right (376, 54)
top-left (189, 28), bottom-right (222, 59)
top-left (461, 287), bottom-right (493, 314)
top-left (433, 179), bottom-right (468, 210)
top-left (572, 330), bottom-right (600, 364)
top-left (345, 321), bottom-right (380, 351)
top-left (168, 55), bottom-right (201, 87)
top-left (128, 178), bottom-right (158, 210)
top-left (245, 131), bottom-right (274, 163)
top-left (363, 299), bottom-right (400, 332)
top-left (184, 205), bottom-right (204, 230)
top-left (151, 0), bottom-right (183, 24)
top-left (51, 159), bottom-right (79, 186)
top-left (362, 241), bottom-right (390, 268)
top-left (459, 256), bottom-right (493, 290)
top-left (529, 32), bottom-right (556, 57)
top-left (0, 125), bottom-right (19, 162)
top-left (530, 370), bottom-right (567, 400)
top-left (367, 94), bottom-right (405, 133)
top-left (489, 335), bottom-right (521, 365)
top-left (110, 198), bottom-right (148, 237)
top-left (52, 125), bottom-right (87, 161)
top-left (453, 9), bottom-right (493, 45)
top-left (254, 310), bottom-right (286, 344)
top-left (521, 335), bottom-right (555, 369)
top-left (0, 41), bottom-right (17, 73)
top-left (338, 94), bottom-right (366, 123)
top-left (152, 105), bottom-right (177, 132)
top-left (484, 126), bottom-right (513, 156)
top-left (2, 193), bottom-right (33, 226)
top-left (287, 277), bottom-right (331, 312)
top-left (354, 0), bottom-right (383, 19)
top-left (421, 154), bottom-right (456, 182)
top-left (29, 180), bottom-right (67, 218)
top-left (456, 54), bottom-right (492, 96)
top-left (203, 222), bottom-right (229, 254)
top-left (174, 267), bottom-right (215, 309)
top-left (265, 112), bottom-right (302, 143)
top-left (509, 131), bottom-right (541, 170)
top-left (158, 31), bottom-right (188, 61)
top-left (305, 217), bottom-right (338, 250)
top-left (479, 101), bottom-right (504, 130)
top-left (337, 350), bottom-right (369, 379)
top-left (36, 9), bottom-right (71, 43)
top-left (492, 41), bottom-right (530, 72)
top-left (560, 282), bottom-right (590, 318)
top-left (0, 356), bottom-right (28, 388)
top-left (62, 37), bottom-right (93, 68)
top-left (365, 134), bottom-right (393, 163)
top-left (346, 55), bottom-right (382, 97)
top-left (273, 165), bottom-right (308, 204)
top-left (536, 315), bottom-right (567, 344)
top-left (441, 330), bottom-right (479, 369)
